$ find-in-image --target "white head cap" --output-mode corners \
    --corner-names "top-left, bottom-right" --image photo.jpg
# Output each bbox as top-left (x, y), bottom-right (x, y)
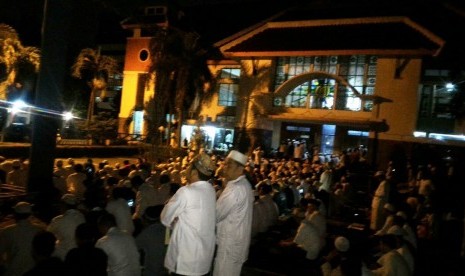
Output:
top-left (334, 236), bottom-right (350, 252)
top-left (61, 194), bottom-right (78, 206)
top-left (227, 150), bottom-right (248, 166)
top-left (387, 225), bottom-right (407, 237)
top-left (396, 211), bottom-right (407, 220)
top-left (14, 201), bottom-right (32, 214)
top-left (383, 203), bottom-right (395, 212)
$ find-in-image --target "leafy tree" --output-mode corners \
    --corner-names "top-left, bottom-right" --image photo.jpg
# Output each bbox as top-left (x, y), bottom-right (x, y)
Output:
top-left (0, 24), bottom-right (40, 101)
top-left (147, 26), bottom-right (214, 145)
top-left (71, 48), bottom-right (119, 127)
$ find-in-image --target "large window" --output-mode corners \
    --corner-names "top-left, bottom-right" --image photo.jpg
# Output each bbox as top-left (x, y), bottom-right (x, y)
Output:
top-left (218, 68), bottom-right (240, 107)
top-left (419, 83), bottom-right (454, 119)
top-left (274, 55), bottom-right (377, 111)
top-left (321, 124), bottom-right (336, 154)
top-left (416, 69), bottom-right (456, 134)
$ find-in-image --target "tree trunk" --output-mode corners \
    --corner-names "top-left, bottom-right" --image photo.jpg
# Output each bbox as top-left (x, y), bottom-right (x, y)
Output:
top-left (86, 88), bottom-right (96, 127)
top-left (28, 0), bottom-right (73, 220)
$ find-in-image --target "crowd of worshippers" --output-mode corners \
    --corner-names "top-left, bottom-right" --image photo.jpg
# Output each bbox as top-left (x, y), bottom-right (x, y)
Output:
top-left (0, 146), bottom-right (463, 276)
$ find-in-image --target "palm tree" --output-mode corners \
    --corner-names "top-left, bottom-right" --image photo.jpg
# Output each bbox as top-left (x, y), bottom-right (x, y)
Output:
top-left (71, 48), bottom-right (119, 127)
top-left (0, 24), bottom-right (40, 101)
top-left (147, 26), bottom-right (214, 145)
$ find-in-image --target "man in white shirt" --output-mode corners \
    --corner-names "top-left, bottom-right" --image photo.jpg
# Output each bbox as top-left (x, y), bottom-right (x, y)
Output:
top-left (106, 187), bottom-right (135, 235)
top-left (161, 152), bottom-right (217, 276)
top-left (305, 198), bottom-right (327, 250)
top-left (132, 176), bottom-right (158, 220)
top-left (96, 213), bottom-right (141, 276)
top-left (213, 150), bottom-right (254, 276)
top-left (0, 202), bottom-right (45, 276)
top-left (365, 234), bottom-right (411, 276)
top-left (47, 194), bottom-right (85, 260)
top-left (66, 163), bottom-right (87, 200)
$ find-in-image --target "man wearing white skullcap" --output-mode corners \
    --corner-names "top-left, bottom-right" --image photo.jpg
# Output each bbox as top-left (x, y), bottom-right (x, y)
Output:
top-left (47, 194), bottom-right (85, 260)
top-left (321, 236), bottom-right (362, 276)
top-left (161, 152), bottom-right (217, 275)
top-left (370, 171), bottom-right (392, 231)
top-left (0, 202), bottom-right (45, 276)
top-left (213, 150), bottom-right (254, 276)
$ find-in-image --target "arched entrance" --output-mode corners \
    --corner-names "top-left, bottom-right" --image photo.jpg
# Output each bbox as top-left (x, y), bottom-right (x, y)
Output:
top-left (274, 71), bottom-right (364, 111)
top-left (273, 72), bottom-right (370, 156)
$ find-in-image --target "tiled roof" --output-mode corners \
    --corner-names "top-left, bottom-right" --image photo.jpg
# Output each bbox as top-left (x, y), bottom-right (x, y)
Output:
top-left (220, 17), bottom-right (444, 57)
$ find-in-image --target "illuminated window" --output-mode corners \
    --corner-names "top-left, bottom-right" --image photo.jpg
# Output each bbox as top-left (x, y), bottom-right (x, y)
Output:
top-left (321, 124), bottom-right (336, 154)
top-left (217, 115), bottom-right (235, 124)
top-left (217, 68), bottom-right (240, 107)
top-left (218, 83), bottom-right (238, 106)
top-left (274, 55), bottom-right (377, 111)
top-left (418, 84), bottom-right (454, 119)
top-left (220, 68), bottom-right (241, 79)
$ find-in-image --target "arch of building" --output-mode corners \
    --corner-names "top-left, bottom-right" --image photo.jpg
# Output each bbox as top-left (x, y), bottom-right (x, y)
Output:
top-left (273, 71), bottom-right (361, 99)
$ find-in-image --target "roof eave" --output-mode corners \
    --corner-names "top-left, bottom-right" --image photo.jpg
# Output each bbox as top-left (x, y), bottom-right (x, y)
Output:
top-left (222, 49), bottom-right (438, 58)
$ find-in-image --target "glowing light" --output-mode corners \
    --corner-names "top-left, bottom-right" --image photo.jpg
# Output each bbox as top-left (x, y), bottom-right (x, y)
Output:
top-left (430, 133), bottom-right (465, 141)
top-left (446, 83), bottom-right (455, 92)
top-left (10, 100), bottom-right (28, 114)
top-left (63, 112), bottom-right (74, 121)
top-left (413, 131), bottom-right (427, 137)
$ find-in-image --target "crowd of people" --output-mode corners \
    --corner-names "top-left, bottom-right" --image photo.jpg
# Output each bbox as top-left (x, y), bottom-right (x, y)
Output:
top-left (0, 144), bottom-right (463, 275)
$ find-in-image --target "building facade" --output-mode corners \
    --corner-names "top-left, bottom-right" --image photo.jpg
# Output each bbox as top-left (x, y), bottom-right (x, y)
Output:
top-left (119, 2), bottom-right (465, 168)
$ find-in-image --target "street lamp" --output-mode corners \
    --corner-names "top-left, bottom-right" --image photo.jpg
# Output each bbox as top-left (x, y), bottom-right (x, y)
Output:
top-left (158, 125), bottom-right (165, 144)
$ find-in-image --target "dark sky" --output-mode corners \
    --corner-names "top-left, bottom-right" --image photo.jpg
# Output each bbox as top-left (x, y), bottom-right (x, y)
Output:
top-left (1, 0), bottom-right (464, 54)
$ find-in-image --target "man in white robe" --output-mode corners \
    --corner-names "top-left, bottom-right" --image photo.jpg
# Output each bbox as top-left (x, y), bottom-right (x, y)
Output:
top-left (213, 150), bottom-right (254, 276)
top-left (161, 152), bottom-right (217, 276)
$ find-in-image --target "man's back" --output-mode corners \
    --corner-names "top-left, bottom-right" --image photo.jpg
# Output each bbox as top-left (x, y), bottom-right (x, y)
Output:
top-left (96, 227), bottom-right (140, 276)
top-left (161, 181), bottom-right (216, 275)
top-left (0, 220), bottom-right (44, 276)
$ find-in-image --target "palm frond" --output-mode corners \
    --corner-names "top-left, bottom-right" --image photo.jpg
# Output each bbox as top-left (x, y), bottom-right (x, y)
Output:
top-left (0, 24), bottom-right (19, 41)
top-left (71, 48), bottom-right (99, 79)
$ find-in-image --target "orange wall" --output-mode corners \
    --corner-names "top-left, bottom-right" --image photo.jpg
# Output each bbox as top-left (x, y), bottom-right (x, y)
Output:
top-left (124, 37), bottom-right (151, 71)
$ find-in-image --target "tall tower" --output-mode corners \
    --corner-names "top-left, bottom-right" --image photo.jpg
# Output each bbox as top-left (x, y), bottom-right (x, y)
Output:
top-left (119, 5), bottom-right (169, 136)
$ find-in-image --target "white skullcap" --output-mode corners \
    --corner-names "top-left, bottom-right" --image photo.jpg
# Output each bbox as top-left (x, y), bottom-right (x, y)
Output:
top-left (14, 201), bottom-right (32, 214)
top-left (12, 160), bottom-right (21, 168)
top-left (334, 236), bottom-right (350, 252)
top-left (375, 171), bottom-right (385, 177)
top-left (387, 225), bottom-right (407, 237)
top-left (227, 150), bottom-right (248, 166)
top-left (61, 194), bottom-right (78, 205)
top-left (396, 211), bottom-right (407, 220)
top-left (383, 203), bottom-right (395, 212)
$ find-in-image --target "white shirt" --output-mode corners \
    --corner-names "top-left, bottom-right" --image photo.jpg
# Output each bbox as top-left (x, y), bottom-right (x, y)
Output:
top-left (216, 175), bottom-right (254, 262)
top-left (403, 224), bottom-right (417, 248)
top-left (397, 245), bottom-right (414, 274)
top-left (47, 209), bottom-right (86, 260)
top-left (106, 198), bottom-right (135, 235)
top-left (0, 220), bottom-right (45, 276)
top-left (161, 180), bottom-right (216, 275)
top-left (319, 169), bottom-right (332, 192)
top-left (306, 211), bottom-right (327, 249)
top-left (371, 250), bottom-right (411, 276)
top-left (294, 220), bottom-right (321, 260)
top-left (155, 183), bottom-right (171, 205)
top-left (6, 169), bottom-right (27, 188)
top-left (254, 194), bottom-right (279, 233)
top-left (66, 172), bottom-right (87, 199)
top-left (133, 182), bottom-right (158, 219)
top-left (96, 227), bottom-right (141, 276)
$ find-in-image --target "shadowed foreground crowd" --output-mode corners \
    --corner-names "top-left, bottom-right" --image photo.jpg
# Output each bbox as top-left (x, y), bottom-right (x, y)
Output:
top-left (0, 147), bottom-right (464, 276)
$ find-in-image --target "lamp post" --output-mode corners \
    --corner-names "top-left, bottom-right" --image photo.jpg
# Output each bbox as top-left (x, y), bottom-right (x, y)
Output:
top-left (158, 125), bottom-right (165, 145)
